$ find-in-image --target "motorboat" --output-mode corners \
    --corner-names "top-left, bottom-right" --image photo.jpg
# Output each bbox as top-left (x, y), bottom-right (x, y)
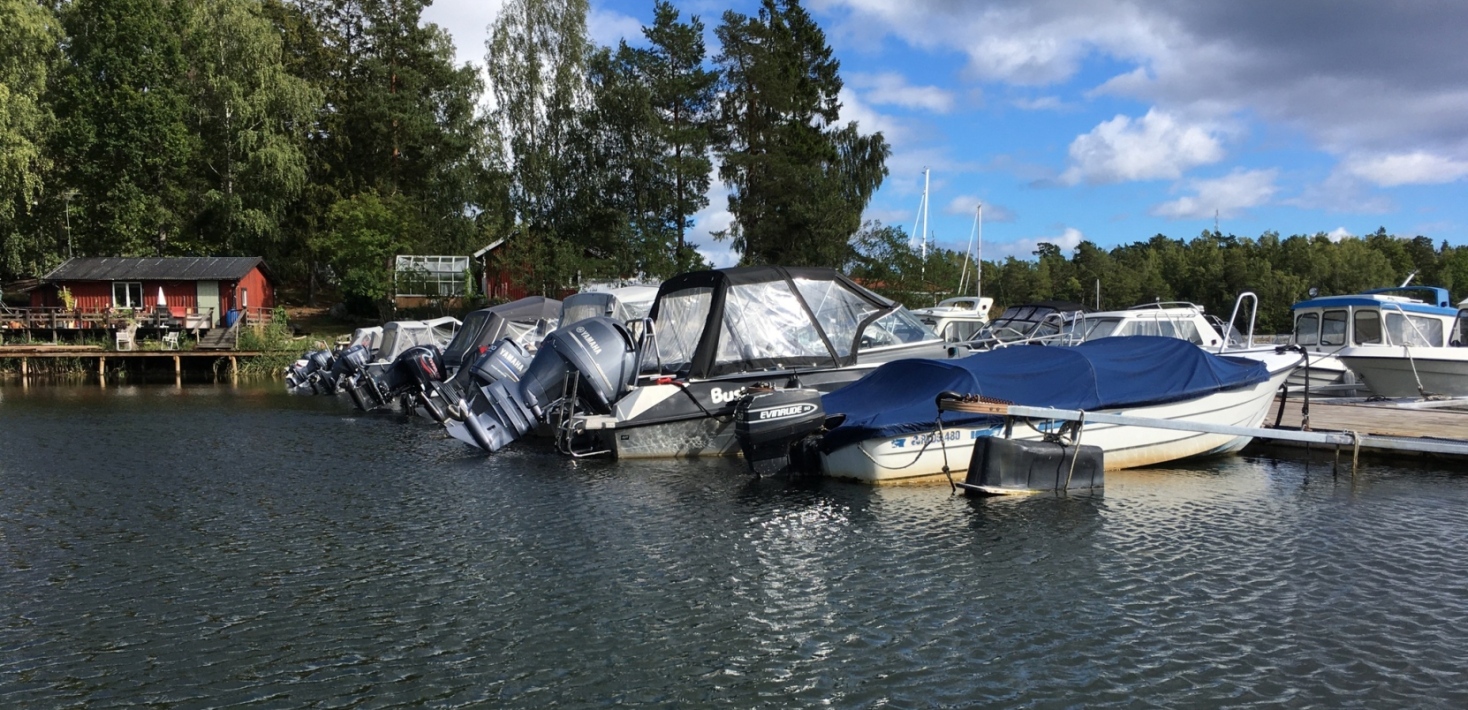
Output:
top-left (441, 297), bottom-right (561, 373)
top-left (559, 284), bottom-right (659, 327)
top-left (955, 300), bottom-right (1087, 352)
top-left (1061, 301), bottom-right (1234, 349)
top-left (911, 296), bottom-right (994, 342)
top-left (737, 336), bottom-right (1302, 484)
top-left (1287, 285), bottom-right (1459, 392)
top-left (364, 316), bottom-right (460, 377)
top-left (1334, 304), bottom-right (1468, 398)
top-left (445, 265), bottom-right (950, 456)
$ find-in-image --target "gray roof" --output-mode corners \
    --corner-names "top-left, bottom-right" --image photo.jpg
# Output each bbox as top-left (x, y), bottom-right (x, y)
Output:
top-left (42, 257), bottom-right (269, 282)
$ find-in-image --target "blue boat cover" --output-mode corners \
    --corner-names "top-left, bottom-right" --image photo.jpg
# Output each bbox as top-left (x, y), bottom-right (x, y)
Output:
top-left (819, 336), bottom-right (1268, 452)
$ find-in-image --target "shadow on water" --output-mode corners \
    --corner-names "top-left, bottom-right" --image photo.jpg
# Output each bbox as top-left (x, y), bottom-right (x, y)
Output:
top-left (4, 382), bottom-right (1468, 707)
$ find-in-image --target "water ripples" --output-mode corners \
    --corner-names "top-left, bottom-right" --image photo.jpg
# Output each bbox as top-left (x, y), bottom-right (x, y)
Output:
top-left (4, 385), bottom-right (1468, 707)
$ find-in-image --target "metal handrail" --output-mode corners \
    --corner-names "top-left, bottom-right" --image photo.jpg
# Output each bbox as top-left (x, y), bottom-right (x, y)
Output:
top-left (1220, 291), bottom-right (1258, 354)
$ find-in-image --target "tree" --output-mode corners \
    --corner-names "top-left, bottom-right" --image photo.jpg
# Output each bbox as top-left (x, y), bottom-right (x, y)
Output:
top-left (0, 0), bottom-right (62, 278)
top-left (181, 0), bottom-right (321, 257)
top-left (486, 0), bottom-right (592, 286)
top-left (310, 190), bottom-right (414, 316)
top-left (714, 0), bottom-right (889, 267)
top-left (53, 0), bottom-right (194, 257)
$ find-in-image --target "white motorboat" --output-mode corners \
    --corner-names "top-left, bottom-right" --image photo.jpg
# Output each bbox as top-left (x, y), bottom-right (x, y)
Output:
top-left (762, 336), bottom-right (1301, 484)
top-left (912, 296), bottom-right (993, 342)
top-left (1287, 285), bottom-right (1459, 392)
top-left (1335, 304), bottom-right (1468, 398)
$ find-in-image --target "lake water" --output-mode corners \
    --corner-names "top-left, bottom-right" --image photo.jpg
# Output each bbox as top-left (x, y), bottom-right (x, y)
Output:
top-left (3, 383), bottom-right (1468, 708)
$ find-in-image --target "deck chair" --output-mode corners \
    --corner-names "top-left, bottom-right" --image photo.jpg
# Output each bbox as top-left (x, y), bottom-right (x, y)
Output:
top-left (161, 331), bottom-right (180, 350)
top-left (115, 323), bottom-right (138, 351)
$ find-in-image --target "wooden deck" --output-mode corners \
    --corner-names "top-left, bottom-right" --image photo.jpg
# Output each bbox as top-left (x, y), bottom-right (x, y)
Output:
top-left (1257, 395), bottom-right (1468, 460)
top-left (0, 345), bottom-right (269, 382)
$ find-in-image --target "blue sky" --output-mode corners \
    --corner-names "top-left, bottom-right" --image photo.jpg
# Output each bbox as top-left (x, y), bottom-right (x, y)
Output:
top-left (423, 0), bottom-right (1468, 267)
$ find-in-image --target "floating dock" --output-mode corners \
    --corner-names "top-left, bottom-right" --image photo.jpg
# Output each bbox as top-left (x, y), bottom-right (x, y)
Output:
top-left (1257, 396), bottom-right (1468, 461)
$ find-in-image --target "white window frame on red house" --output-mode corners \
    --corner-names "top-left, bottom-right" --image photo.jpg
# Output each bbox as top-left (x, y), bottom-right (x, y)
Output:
top-left (112, 281), bottom-right (143, 310)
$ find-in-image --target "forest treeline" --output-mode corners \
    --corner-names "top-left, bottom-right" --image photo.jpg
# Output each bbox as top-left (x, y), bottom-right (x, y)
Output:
top-left (3, 0), bottom-right (1466, 330)
top-left (0, 0), bottom-right (887, 308)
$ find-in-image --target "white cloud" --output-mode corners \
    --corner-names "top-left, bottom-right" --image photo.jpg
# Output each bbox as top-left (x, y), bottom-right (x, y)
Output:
top-left (587, 7), bottom-right (645, 48)
top-left (1150, 168), bottom-right (1277, 220)
top-left (690, 173), bottom-right (738, 268)
top-left (986, 227), bottom-right (1085, 260)
top-left (1342, 151), bottom-right (1468, 187)
top-left (1011, 95), bottom-right (1068, 111)
top-left (1326, 227), bottom-right (1354, 242)
top-left (847, 72), bottom-right (956, 113)
top-left (942, 195), bottom-right (1016, 223)
top-left (1061, 110), bottom-right (1224, 185)
top-left (420, 0), bottom-right (509, 68)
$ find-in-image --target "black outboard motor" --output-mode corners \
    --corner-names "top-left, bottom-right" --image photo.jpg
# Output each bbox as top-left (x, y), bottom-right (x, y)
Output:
top-left (733, 387), bottom-right (827, 476)
top-left (349, 345), bottom-right (446, 419)
top-left (455, 317), bottom-right (638, 453)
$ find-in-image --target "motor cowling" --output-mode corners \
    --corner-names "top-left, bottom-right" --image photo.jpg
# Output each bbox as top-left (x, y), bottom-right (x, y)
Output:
top-left (734, 387), bottom-right (827, 476)
top-left (450, 318), bottom-right (637, 453)
top-left (321, 343), bottom-right (370, 394)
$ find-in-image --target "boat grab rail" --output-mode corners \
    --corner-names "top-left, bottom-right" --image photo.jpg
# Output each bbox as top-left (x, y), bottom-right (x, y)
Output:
top-left (1220, 291), bottom-right (1259, 354)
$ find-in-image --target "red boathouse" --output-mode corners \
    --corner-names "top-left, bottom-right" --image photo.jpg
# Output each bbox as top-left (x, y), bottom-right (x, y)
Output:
top-left (31, 257), bottom-right (276, 328)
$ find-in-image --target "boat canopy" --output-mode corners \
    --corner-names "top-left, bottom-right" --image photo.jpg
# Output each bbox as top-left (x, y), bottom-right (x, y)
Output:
top-left (560, 286), bottom-right (658, 327)
top-left (819, 336), bottom-right (1267, 452)
top-left (647, 266), bottom-right (936, 379)
top-left (1291, 286), bottom-right (1455, 314)
top-left (375, 317), bottom-right (461, 364)
top-left (441, 296), bottom-right (562, 368)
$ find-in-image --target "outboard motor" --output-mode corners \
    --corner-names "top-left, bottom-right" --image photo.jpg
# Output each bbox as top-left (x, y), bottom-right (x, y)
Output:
top-left (440, 338), bottom-right (533, 418)
top-left (733, 387), bottom-right (827, 476)
top-left (286, 349), bottom-right (334, 394)
top-left (323, 343), bottom-right (370, 396)
top-left (453, 317), bottom-right (638, 453)
top-left (349, 345), bottom-right (445, 419)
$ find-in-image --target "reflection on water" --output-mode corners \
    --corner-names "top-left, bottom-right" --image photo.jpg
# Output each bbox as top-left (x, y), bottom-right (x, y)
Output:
top-left (3, 383), bottom-right (1468, 707)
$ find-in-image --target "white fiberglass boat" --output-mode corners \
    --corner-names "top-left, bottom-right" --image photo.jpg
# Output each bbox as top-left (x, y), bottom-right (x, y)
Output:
top-left (1335, 304), bottom-right (1468, 398)
top-left (781, 336), bottom-right (1301, 484)
top-left (1287, 286), bottom-right (1459, 391)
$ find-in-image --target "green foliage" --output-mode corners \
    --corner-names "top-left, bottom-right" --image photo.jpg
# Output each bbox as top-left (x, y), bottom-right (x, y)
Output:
top-left (714, 0), bottom-right (890, 268)
top-left (311, 191), bottom-right (414, 309)
top-left (236, 306), bottom-right (293, 352)
top-left (0, 0), bottom-right (62, 277)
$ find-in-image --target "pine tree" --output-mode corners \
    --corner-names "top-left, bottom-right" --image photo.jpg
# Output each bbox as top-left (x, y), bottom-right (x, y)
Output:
top-left (714, 0), bottom-right (889, 267)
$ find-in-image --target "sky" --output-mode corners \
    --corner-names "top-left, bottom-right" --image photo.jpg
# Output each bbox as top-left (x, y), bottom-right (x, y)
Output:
top-left (422, 0), bottom-right (1468, 267)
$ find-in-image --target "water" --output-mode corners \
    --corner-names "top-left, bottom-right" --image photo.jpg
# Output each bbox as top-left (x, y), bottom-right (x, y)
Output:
top-left (3, 384), bottom-right (1468, 708)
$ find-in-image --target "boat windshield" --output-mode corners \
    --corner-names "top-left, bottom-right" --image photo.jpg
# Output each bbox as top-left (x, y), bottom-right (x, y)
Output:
top-left (859, 309), bottom-right (934, 350)
top-left (442, 310), bottom-right (492, 363)
top-left (651, 287), bottom-right (713, 373)
top-left (715, 280), bottom-right (833, 370)
top-left (792, 277), bottom-right (883, 358)
top-left (1385, 312), bottom-right (1443, 346)
top-left (1454, 310), bottom-right (1468, 346)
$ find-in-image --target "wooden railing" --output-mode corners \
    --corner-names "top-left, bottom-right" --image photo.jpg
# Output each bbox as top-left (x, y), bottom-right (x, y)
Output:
top-left (1, 306), bottom-right (216, 331)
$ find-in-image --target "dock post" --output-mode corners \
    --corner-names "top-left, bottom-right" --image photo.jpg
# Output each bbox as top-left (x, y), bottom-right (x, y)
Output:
top-left (229, 356), bottom-right (238, 383)
top-left (20, 357), bottom-right (27, 379)
top-left (98, 356), bottom-right (106, 387)
top-left (174, 354), bottom-right (182, 387)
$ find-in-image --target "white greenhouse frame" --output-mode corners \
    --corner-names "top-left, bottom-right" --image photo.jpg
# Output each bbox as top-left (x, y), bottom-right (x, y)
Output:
top-left (395, 255), bottom-right (471, 298)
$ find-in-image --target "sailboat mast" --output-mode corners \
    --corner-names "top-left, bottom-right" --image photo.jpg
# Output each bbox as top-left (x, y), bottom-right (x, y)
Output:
top-left (975, 204), bottom-right (983, 299)
top-left (921, 168), bottom-right (930, 266)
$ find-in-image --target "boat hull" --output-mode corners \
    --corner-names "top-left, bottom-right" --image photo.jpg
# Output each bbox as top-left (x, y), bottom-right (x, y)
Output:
top-left (819, 366), bottom-right (1295, 484)
top-left (1336, 348), bottom-right (1468, 398)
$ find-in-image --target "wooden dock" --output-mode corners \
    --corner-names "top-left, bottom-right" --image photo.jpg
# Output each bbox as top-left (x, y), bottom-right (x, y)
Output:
top-left (1257, 395), bottom-right (1468, 461)
top-left (0, 345), bottom-right (267, 382)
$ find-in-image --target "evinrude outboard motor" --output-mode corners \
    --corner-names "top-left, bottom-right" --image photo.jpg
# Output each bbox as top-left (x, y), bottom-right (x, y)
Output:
top-left (733, 387), bottom-right (828, 476)
top-left (455, 317), bottom-right (638, 453)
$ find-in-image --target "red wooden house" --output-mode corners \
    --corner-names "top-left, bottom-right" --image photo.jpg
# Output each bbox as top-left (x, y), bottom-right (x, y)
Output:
top-left (31, 257), bottom-right (276, 328)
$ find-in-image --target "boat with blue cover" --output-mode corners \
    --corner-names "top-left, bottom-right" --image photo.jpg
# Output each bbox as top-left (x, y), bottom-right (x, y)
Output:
top-left (780, 336), bottom-right (1302, 483)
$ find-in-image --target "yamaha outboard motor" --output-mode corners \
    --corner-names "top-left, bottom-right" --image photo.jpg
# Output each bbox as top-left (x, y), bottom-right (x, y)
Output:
top-left (452, 317), bottom-right (638, 453)
top-left (733, 387), bottom-right (827, 476)
top-left (438, 337), bottom-right (533, 411)
top-left (316, 343), bottom-right (368, 395)
top-left (287, 349), bottom-right (334, 394)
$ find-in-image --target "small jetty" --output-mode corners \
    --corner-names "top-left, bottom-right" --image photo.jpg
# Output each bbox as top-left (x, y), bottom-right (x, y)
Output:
top-left (0, 345), bottom-right (265, 382)
top-left (1257, 395), bottom-right (1468, 461)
